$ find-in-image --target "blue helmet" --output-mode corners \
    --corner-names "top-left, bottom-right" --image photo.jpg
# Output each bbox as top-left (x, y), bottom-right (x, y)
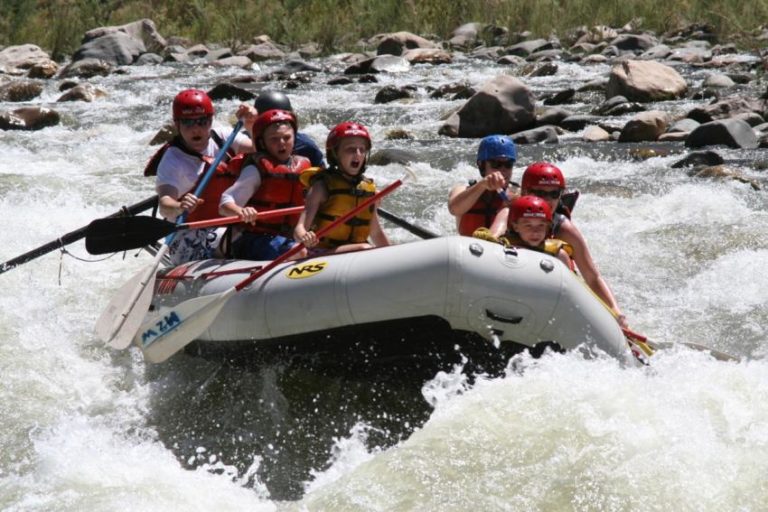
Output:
top-left (476, 135), bottom-right (517, 173)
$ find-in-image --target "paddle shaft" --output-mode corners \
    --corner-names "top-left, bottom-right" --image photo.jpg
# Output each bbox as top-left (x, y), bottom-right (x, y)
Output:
top-left (377, 208), bottom-right (439, 240)
top-left (166, 120), bottom-right (244, 244)
top-left (180, 206), bottom-right (304, 231)
top-left (235, 178), bottom-right (405, 292)
top-left (0, 195), bottom-right (158, 275)
top-left (98, 121), bottom-right (243, 348)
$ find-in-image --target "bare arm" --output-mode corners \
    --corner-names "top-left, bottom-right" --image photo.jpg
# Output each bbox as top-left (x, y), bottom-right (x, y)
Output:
top-left (448, 171), bottom-right (508, 215)
top-left (558, 219), bottom-right (627, 325)
top-left (368, 208), bottom-right (390, 247)
top-left (294, 182), bottom-right (328, 247)
top-left (487, 204), bottom-right (515, 238)
top-left (156, 184), bottom-right (202, 221)
top-left (219, 165), bottom-right (261, 223)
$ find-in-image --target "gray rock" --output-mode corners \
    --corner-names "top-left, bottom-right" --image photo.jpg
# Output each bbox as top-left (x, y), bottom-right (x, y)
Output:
top-left (368, 148), bottom-right (419, 166)
top-left (685, 119), bottom-right (758, 149)
top-left (0, 106), bottom-right (60, 131)
top-left (439, 75), bottom-right (535, 138)
top-left (511, 125), bottom-right (559, 144)
top-left (560, 114), bottom-right (603, 131)
top-left (72, 32), bottom-right (145, 65)
top-left (671, 150), bottom-right (724, 168)
top-left (374, 85), bottom-right (413, 104)
top-left (0, 80), bottom-right (43, 102)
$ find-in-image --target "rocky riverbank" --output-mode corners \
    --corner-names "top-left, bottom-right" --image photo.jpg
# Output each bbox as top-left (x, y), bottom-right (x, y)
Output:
top-left (1, 18), bottom-right (766, 187)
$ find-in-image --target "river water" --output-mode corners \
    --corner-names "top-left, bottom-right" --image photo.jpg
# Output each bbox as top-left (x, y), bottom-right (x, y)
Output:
top-left (2, 53), bottom-right (768, 511)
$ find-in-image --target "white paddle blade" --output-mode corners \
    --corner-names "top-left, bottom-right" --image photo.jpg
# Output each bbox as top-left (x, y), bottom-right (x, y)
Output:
top-left (135, 288), bottom-right (236, 363)
top-left (94, 247), bottom-right (166, 349)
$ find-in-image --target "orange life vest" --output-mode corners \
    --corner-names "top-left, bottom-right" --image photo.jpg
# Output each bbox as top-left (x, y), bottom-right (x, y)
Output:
top-left (243, 153), bottom-right (310, 235)
top-left (458, 187), bottom-right (504, 236)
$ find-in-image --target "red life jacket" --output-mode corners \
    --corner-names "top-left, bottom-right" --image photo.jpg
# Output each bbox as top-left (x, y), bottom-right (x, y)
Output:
top-left (144, 131), bottom-right (240, 223)
top-left (243, 153), bottom-right (310, 235)
top-left (458, 187), bottom-right (504, 236)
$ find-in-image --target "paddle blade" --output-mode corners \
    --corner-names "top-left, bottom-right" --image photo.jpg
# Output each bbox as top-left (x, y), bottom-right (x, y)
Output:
top-left (135, 288), bottom-right (236, 363)
top-left (86, 216), bottom-right (176, 254)
top-left (95, 266), bottom-right (157, 348)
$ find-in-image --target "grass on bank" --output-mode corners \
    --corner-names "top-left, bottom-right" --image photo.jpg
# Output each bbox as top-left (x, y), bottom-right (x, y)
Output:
top-left (1, 0), bottom-right (768, 60)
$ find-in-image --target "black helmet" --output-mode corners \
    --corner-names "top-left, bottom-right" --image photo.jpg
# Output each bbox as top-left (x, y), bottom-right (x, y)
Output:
top-left (254, 91), bottom-right (293, 113)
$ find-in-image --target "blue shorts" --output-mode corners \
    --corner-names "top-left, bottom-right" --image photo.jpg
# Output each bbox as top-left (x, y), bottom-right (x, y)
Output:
top-left (233, 233), bottom-right (297, 260)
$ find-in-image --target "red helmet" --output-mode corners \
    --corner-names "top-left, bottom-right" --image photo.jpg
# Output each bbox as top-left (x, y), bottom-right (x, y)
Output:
top-left (509, 195), bottom-right (553, 224)
top-left (172, 89), bottom-right (214, 120)
top-left (252, 109), bottom-right (298, 142)
top-left (522, 162), bottom-right (566, 190)
top-left (326, 122), bottom-right (372, 165)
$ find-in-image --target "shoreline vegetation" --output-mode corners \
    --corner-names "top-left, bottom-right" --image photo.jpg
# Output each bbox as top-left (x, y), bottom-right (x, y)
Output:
top-left (2, 0), bottom-right (768, 60)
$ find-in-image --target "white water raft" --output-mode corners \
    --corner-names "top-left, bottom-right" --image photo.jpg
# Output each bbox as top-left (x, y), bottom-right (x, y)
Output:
top-left (144, 236), bottom-right (632, 363)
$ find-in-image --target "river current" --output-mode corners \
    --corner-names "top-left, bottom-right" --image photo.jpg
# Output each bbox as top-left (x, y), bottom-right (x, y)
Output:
top-left (2, 53), bottom-right (768, 510)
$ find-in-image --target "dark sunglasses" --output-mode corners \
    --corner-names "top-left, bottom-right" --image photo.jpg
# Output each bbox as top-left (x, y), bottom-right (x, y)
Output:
top-left (487, 160), bottom-right (514, 169)
top-left (528, 189), bottom-right (562, 200)
top-left (178, 116), bottom-right (212, 127)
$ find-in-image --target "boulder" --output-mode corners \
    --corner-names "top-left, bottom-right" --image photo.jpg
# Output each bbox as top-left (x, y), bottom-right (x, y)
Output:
top-left (402, 48), bottom-right (453, 65)
top-left (438, 75), bottom-right (535, 138)
top-left (685, 119), bottom-right (758, 149)
top-left (368, 148), bottom-right (419, 166)
top-left (72, 32), bottom-right (145, 65)
top-left (583, 125), bottom-right (611, 142)
top-left (0, 107), bottom-right (60, 131)
top-left (702, 73), bottom-right (735, 89)
top-left (375, 31), bottom-right (437, 56)
top-left (374, 85), bottom-right (414, 104)
top-left (560, 114), bottom-right (603, 131)
top-left (0, 44), bottom-right (52, 70)
top-left (58, 58), bottom-right (113, 79)
top-left (541, 88), bottom-right (574, 106)
top-left (344, 55), bottom-right (410, 74)
top-left (449, 23), bottom-right (483, 49)
top-left (618, 111), bottom-right (671, 142)
top-left (0, 80), bottom-right (43, 102)
top-left (56, 83), bottom-right (107, 102)
top-left (606, 60), bottom-right (687, 102)
top-left (511, 125), bottom-right (559, 144)
top-left (82, 19), bottom-right (166, 54)
top-left (207, 83), bottom-right (255, 101)
top-left (671, 150), bottom-right (724, 168)
top-left (686, 98), bottom-right (764, 123)
top-left (238, 42), bottom-right (287, 62)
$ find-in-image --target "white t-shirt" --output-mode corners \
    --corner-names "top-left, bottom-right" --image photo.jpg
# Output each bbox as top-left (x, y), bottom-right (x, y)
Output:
top-left (219, 163), bottom-right (262, 208)
top-left (155, 126), bottom-right (252, 197)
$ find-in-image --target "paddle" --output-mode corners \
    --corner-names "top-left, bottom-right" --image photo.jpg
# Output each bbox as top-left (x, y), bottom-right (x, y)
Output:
top-left (137, 175), bottom-right (407, 363)
top-left (85, 206), bottom-right (304, 255)
top-left (95, 120), bottom-right (244, 350)
top-left (0, 195), bottom-right (158, 275)
top-left (623, 327), bottom-right (739, 363)
top-left (377, 208), bottom-right (439, 240)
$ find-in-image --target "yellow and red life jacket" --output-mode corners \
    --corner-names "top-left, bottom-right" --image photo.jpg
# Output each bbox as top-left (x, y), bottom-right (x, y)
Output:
top-left (302, 168), bottom-right (377, 248)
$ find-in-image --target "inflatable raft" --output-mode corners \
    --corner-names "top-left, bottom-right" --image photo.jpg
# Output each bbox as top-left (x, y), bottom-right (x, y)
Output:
top-left (141, 236), bottom-right (633, 363)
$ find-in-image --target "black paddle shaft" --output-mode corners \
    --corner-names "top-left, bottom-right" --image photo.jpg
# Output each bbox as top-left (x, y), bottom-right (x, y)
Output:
top-left (0, 195), bottom-right (158, 275)
top-left (378, 208), bottom-right (439, 240)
